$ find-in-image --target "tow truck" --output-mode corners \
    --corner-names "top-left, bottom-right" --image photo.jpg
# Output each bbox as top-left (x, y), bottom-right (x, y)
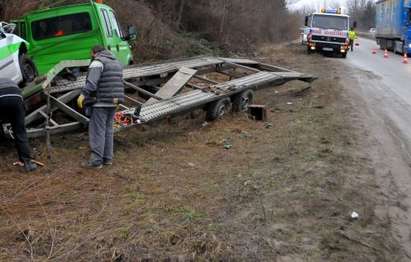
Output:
top-left (304, 8), bottom-right (350, 58)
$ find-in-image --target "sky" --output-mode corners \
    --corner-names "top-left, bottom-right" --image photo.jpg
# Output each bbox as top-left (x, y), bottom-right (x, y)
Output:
top-left (287, 0), bottom-right (347, 11)
top-left (288, 0), bottom-right (378, 11)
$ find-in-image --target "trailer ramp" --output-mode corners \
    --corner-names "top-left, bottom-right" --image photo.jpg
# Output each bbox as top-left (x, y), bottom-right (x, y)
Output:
top-left (146, 67), bottom-right (197, 105)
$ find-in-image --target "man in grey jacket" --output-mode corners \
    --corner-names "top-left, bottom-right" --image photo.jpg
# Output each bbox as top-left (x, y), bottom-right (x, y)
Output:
top-left (0, 78), bottom-right (37, 172)
top-left (77, 46), bottom-right (124, 168)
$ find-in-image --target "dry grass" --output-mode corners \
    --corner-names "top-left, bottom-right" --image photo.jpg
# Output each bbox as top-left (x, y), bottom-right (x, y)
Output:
top-left (0, 44), bottom-right (403, 261)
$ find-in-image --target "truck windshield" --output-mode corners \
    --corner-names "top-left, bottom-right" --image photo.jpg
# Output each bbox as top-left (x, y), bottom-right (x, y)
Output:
top-left (32, 12), bottom-right (92, 40)
top-left (312, 15), bottom-right (348, 30)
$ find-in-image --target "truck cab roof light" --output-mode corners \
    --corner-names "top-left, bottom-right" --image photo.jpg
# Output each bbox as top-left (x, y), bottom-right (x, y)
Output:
top-left (321, 8), bottom-right (342, 14)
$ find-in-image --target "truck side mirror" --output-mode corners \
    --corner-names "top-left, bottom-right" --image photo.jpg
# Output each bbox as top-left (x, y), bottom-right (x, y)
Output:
top-left (305, 16), bottom-right (309, 27)
top-left (124, 25), bottom-right (137, 41)
top-left (0, 22), bottom-right (8, 38)
top-left (3, 23), bottom-right (16, 34)
top-left (0, 28), bottom-right (6, 39)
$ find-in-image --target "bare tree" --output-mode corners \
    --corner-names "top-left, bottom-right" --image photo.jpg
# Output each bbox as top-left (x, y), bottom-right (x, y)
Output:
top-left (347, 0), bottom-right (375, 30)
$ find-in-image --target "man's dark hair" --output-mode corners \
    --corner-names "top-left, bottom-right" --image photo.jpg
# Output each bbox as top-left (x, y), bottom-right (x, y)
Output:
top-left (92, 45), bottom-right (106, 54)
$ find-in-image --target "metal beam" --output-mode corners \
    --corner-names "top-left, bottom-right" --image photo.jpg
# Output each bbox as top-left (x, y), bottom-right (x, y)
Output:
top-left (27, 122), bottom-right (83, 138)
top-left (221, 60), bottom-right (261, 73)
top-left (193, 75), bottom-right (219, 84)
top-left (257, 63), bottom-right (293, 73)
top-left (186, 83), bottom-right (207, 90)
top-left (123, 81), bottom-right (164, 101)
top-left (125, 95), bottom-right (144, 105)
top-left (49, 96), bottom-right (89, 126)
top-left (25, 89), bottom-right (81, 125)
top-left (38, 110), bottom-right (59, 127)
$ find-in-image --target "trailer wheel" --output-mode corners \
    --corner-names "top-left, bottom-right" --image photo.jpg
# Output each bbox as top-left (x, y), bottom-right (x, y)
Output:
top-left (232, 89), bottom-right (255, 112)
top-left (206, 98), bottom-right (231, 121)
top-left (19, 54), bottom-right (37, 85)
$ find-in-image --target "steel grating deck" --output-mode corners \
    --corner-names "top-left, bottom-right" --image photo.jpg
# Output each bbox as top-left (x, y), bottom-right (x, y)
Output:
top-left (135, 71), bottom-right (301, 122)
top-left (123, 56), bottom-right (222, 78)
top-left (45, 57), bottom-right (306, 94)
top-left (138, 90), bottom-right (215, 122)
top-left (48, 57), bottom-right (224, 93)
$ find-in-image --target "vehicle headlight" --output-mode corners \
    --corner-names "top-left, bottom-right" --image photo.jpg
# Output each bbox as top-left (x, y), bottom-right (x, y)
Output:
top-left (408, 43), bottom-right (411, 48)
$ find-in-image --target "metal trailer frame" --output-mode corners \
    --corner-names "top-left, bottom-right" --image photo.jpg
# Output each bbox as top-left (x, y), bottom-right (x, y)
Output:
top-left (21, 56), bottom-right (316, 138)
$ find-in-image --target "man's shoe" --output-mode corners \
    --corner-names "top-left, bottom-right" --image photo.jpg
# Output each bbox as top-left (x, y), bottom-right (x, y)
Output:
top-left (103, 160), bottom-right (113, 166)
top-left (82, 161), bottom-right (103, 169)
top-left (23, 160), bottom-right (37, 172)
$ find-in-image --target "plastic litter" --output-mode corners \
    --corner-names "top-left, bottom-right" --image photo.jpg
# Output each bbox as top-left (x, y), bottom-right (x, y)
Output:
top-left (264, 122), bottom-right (273, 129)
top-left (350, 211), bottom-right (359, 219)
top-left (223, 139), bottom-right (233, 150)
top-left (224, 144), bottom-right (232, 150)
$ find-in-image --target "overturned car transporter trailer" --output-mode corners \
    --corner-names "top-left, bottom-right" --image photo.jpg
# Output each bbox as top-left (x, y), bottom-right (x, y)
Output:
top-left (22, 56), bottom-right (317, 137)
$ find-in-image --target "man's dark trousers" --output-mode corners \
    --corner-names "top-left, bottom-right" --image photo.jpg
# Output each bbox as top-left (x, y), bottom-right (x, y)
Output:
top-left (0, 94), bottom-right (31, 161)
top-left (89, 107), bottom-right (116, 165)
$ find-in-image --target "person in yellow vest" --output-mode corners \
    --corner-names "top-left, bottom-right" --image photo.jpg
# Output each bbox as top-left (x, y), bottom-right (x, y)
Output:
top-left (348, 27), bottom-right (358, 52)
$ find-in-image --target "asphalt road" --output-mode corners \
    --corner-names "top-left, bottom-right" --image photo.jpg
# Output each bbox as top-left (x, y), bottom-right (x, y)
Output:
top-left (347, 37), bottom-right (411, 105)
top-left (343, 37), bottom-right (411, 258)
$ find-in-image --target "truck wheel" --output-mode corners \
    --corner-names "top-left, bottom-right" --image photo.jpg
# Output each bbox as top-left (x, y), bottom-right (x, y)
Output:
top-left (232, 89), bottom-right (255, 112)
top-left (379, 39), bottom-right (385, 50)
top-left (19, 54), bottom-right (37, 84)
top-left (342, 53), bottom-right (347, 59)
top-left (206, 98), bottom-right (231, 121)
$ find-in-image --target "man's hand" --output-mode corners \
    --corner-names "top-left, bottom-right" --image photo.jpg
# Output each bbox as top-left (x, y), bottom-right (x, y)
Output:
top-left (77, 94), bottom-right (85, 109)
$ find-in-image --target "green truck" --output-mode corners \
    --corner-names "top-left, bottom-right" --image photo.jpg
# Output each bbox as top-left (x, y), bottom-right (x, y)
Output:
top-left (12, 0), bottom-right (136, 78)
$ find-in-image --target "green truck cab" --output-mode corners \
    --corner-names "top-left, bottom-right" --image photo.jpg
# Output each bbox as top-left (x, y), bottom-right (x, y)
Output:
top-left (12, 0), bottom-right (136, 77)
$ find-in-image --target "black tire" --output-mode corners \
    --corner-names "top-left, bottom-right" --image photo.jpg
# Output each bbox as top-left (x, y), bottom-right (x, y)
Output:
top-left (342, 53), bottom-right (347, 59)
top-left (0, 122), bottom-right (5, 138)
top-left (19, 53), bottom-right (37, 85)
top-left (232, 89), bottom-right (255, 112)
top-left (378, 38), bottom-right (385, 50)
top-left (206, 98), bottom-right (231, 121)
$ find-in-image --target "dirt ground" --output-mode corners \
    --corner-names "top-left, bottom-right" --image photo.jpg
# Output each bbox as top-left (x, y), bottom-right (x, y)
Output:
top-left (0, 44), bottom-right (406, 261)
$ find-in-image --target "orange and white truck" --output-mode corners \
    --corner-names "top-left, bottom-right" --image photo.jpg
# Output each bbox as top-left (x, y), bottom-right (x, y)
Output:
top-left (304, 9), bottom-right (351, 58)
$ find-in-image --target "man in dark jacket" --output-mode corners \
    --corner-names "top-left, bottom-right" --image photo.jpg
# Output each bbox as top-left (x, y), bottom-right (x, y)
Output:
top-left (77, 46), bottom-right (124, 168)
top-left (0, 78), bottom-right (37, 172)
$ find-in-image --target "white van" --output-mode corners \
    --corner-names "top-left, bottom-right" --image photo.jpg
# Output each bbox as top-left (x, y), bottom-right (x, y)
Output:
top-left (0, 22), bottom-right (36, 85)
